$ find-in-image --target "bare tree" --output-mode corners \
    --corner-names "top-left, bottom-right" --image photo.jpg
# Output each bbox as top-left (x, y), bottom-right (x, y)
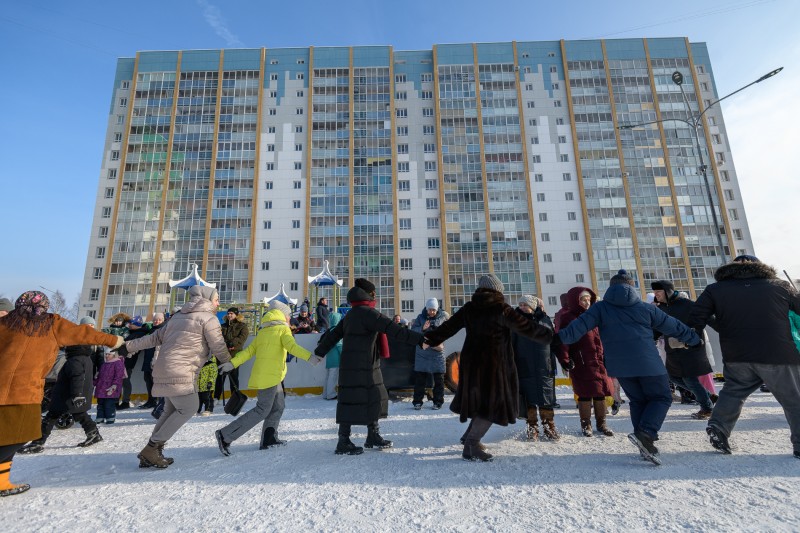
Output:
top-left (48, 290), bottom-right (79, 322)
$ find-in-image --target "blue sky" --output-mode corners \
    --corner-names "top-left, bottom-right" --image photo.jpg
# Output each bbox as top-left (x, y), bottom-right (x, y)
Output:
top-left (1, 0), bottom-right (798, 303)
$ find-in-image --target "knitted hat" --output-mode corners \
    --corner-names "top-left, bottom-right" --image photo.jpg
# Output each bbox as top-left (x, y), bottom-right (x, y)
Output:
top-left (0, 298), bottom-right (13, 313)
top-left (189, 285), bottom-right (218, 301)
top-left (609, 269), bottom-right (635, 286)
top-left (79, 316), bottom-right (96, 326)
top-left (425, 298), bottom-right (439, 310)
top-left (518, 295), bottom-right (539, 310)
top-left (650, 280), bottom-right (675, 298)
top-left (299, 304), bottom-right (309, 313)
top-left (227, 307), bottom-right (239, 315)
top-left (733, 254), bottom-right (760, 263)
top-left (130, 315), bottom-right (144, 327)
top-left (268, 300), bottom-right (292, 318)
top-left (152, 312), bottom-right (165, 321)
top-left (477, 274), bottom-right (504, 293)
top-left (354, 278), bottom-right (376, 293)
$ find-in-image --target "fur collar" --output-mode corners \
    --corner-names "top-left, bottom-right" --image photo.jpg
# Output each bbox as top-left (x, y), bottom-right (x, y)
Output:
top-left (471, 288), bottom-right (506, 308)
top-left (714, 261), bottom-right (777, 282)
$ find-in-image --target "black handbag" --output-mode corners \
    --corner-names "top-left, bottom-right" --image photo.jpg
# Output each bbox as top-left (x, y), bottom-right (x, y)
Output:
top-left (223, 380), bottom-right (248, 416)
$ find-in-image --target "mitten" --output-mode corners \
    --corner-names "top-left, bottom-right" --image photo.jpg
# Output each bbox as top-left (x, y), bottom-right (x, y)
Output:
top-left (218, 362), bottom-right (235, 374)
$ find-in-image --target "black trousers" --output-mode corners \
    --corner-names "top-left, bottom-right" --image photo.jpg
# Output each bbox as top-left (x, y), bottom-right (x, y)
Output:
top-left (143, 371), bottom-right (155, 402)
top-left (122, 356), bottom-right (138, 403)
top-left (0, 443), bottom-right (24, 463)
top-left (39, 411), bottom-right (96, 443)
top-left (214, 367), bottom-right (240, 400)
top-left (413, 371), bottom-right (445, 405)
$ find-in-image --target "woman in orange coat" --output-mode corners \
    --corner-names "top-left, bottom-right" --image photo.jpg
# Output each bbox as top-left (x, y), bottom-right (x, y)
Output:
top-left (0, 291), bottom-right (123, 497)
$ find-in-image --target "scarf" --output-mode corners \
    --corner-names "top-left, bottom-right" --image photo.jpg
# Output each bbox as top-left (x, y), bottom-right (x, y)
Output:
top-left (0, 290), bottom-right (54, 337)
top-left (350, 300), bottom-right (391, 359)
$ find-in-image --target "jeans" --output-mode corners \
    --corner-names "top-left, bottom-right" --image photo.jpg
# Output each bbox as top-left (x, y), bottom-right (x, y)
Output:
top-left (96, 398), bottom-right (118, 421)
top-left (413, 372), bottom-right (444, 405)
top-left (710, 362), bottom-right (800, 452)
top-left (670, 375), bottom-right (714, 411)
top-left (616, 374), bottom-right (673, 440)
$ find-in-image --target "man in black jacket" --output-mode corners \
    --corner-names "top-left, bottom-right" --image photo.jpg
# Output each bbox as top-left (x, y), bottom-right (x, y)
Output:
top-left (689, 255), bottom-right (800, 458)
top-left (651, 280), bottom-right (714, 420)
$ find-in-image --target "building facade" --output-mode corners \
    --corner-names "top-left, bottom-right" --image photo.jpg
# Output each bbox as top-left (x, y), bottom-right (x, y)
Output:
top-left (81, 38), bottom-right (754, 321)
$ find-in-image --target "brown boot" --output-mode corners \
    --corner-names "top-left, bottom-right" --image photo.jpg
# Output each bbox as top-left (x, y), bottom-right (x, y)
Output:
top-left (578, 400), bottom-right (593, 437)
top-left (526, 406), bottom-right (539, 441)
top-left (157, 442), bottom-right (175, 465)
top-left (540, 408), bottom-right (560, 440)
top-left (594, 399), bottom-right (614, 436)
top-left (138, 440), bottom-right (170, 468)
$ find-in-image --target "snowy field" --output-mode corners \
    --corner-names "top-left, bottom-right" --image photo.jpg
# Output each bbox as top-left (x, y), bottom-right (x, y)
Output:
top-left (5, 387), bottom-right (800, 532)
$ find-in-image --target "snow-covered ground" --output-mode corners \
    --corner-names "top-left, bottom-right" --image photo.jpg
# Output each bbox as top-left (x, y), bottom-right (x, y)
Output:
top-left (5, 387), bottom-right (800, 532)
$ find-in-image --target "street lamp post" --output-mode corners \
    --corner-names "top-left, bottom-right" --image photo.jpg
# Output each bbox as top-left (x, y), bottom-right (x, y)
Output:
top-left (619, 67), bottom-right (782, 265)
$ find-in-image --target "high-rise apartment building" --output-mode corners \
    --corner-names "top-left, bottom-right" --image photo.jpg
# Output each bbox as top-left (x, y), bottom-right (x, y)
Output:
top-left (82, 38), bottom-right (754, 321)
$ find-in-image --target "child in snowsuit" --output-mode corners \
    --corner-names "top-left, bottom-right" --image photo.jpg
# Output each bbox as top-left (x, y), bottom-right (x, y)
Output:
top-left (94, 352), bottom-right (126, 423)
top-left (197, 358), bottom-right (218, 416)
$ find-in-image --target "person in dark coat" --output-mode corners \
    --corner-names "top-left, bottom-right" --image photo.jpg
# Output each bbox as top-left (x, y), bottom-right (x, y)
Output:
top-left (512, 295), bottom-right (559, 440)
top-left (423, 275), bottom-right (554, 462)
top-left (316, 297), bottom-right (331, 332)
top-left (315, 278), bottom-right (424, 455)
top-left (651, 280), bottom-right (714, 419)
top-left (409, 298), bottom-right (450, 410)
top-left (119, 315), bottom-right (151, 409)
top-left (138, 313), bottom-right (164, 409)
top-left (19, 326), bottom-right (106, 454)
top-left (688, 255), bottom-right (800, 458)
top-left (215, 307), bottom-right (249, 404)
top-left (556, 270), bottom-right (701, 464)
top-left (556, 286), bottom-right (614, 437)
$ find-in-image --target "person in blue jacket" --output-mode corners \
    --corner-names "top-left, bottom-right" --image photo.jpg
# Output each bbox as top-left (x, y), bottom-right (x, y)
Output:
top-left (555, 270), bottom-right (701, 465)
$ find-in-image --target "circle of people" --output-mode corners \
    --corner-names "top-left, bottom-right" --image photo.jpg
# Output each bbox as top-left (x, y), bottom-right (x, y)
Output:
top-left (1, 253), bottom-right (799, 496)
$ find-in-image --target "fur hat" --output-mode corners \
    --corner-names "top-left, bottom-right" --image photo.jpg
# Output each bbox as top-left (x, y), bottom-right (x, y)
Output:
top-left (733, 254), bottom-right (760, 263)
top-left (109, 312), bottom-right (131, 324)
top-left (425, 298), bottom-right (439, 311)
top-left (609, 269), bottom-right (635, 286)
top-left (518, 295), bottom-right (539, 310)
top-left (354, 278), bottom-right (376, 293)
top-left (650, 280), bottom-right (675, 298)
top-left (268, 300), bottom-right (292, 318)
top-left (79, 316), bottom-right (96, 326)
top-left (189, 285), bottom-right (218, 301)
top-left (0, 298), bottom-right (13, 313)
top-left (227, 307), bottom-right (239, 315)
top-left (477, 274), bottom-right (504, 293)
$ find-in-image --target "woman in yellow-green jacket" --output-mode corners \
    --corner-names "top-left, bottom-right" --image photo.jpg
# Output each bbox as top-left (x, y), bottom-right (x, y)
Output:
top-left (214, 302), bottom-right (322, 455)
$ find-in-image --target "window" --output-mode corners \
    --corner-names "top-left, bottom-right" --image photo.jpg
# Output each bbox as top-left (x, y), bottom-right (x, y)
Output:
top-left (539, 213), bottom-right (547, 222)
top-left (554, 100), bottom-right (562, 107)
top-left (565, 192), bottom-right (574, 201)
top-left (92, 267), bottom-right (103, 280)
top-left (712, 134), bottom-right (722, 144)
top-left (425, 179), bottom-right (437, 190)
top-left (570, 232), bottom-right (579, 241)
top-left (110, 151), bottom-right (119, 161)
top-left (398, 162), bottom-right (410, 173)
top-left (113, 132), bottom-right (123, 143)
top-left (89, 289), bottom-right (100, 301)
top-left (724, 189), bottom-right (734, 201)
top-left (297, 59), bottom-right (305, 64)
top-left (400, 258), bottom-right (413, 270)
top-left (116, 115), bottom-right (124, 125)
top-left (733, 229), bottom-right (744, 240)
top-left (292, 220), bottom-right (301, 228)
top-left (550, 66), bottom-right (557, 73)
top-left (429, 258), bottom-right (441, 269)
top-left (429, 278), bottom-right (442, 290)
top-left (424, 161), bottom-right (437, 172)
top-left (291, 241), bottom-right (300, 249)
top-left (290, 261), bottom-right (299, 270)
top-left (291, 181), bottom-right (301, 191)
top-left (548, 296), bottom-right (558, 306)
top-left (421, 73), bottom-right (432, 82)
top-left (104, 187), bottom-right (114, 199)
top-left (720, 170), bottom-right (730, 181)
top-left (423, 125), bottom-right (435, 135)
top-left (399, 238), bottom-right (412, 250)
top-left (267, 144), bottom-right (275, 152)
top-left (295, 144), bottom-right (302, 151)
top-left (396, 91), bottom-right (407, 100)
top-left (536, 193), bottom-right (545, 201)
top-left (265, 181), bottom-right (273, 189)
top-left (427, 217), bottom-right (439, 229)
top-left (573, 252), bottom-right (582, 261)
top-left (558, 136), bottom-right (567, 144)
top-left (395, 74), bottom-right (407, 83)
top-left (707, 117), bottom-right (716, 126)
top-left (528, 119), bottom-right (537, 126)
top-left (427, 238), bottom-right (440, 249)
top-left (262, 241), bottom-right (271, 250)
top-left (296, 125), bottom-right (303, 133)
top-left (396, 108), bottom-right (408, 118)
top-left (398, 180), bottom-right (410, 191)
top-left (290, 282), bottom-right (299, 291)
top-left (696, 65), bottom-right (705, 74)
top-left (556, 118), bottom-right (564, 125)
top-left (545, 274), bottom-right (555, 284)
top-left (95, 246), bottom-right (106, 259)
top-left (421, 91), bottom-right (433, 99)
top-left (559, 154), bottom-right (569, 162)
top-left (525, 84), bottom-right (533, 91)
top-left (423, 108), bottom-right (434, 117)
top-left (524, 67), bottom-right (531, 73)
top-left (101, 207), bottom-right (112, 218)
top-left (534, 174), bottom-right (543, 182)
top-left (269, 109), bottom-right (276, 116)
top-left (264, 201), bottom-right (273, 209)
top-left (576, 274), bottom-right (585, 283)
top-left (259, 283), bottom-right (269, 292)
top-left (121, 81), bottom-right (130, 89)
top-left (108, 169), bottom-right (117, 179)
top-left (293, 200), bottom-right (301, 208)
top-left (296, 90), bottom-right (304, 97)
top-left (424, 143), bottom-right (436, 153)
top-left (701, 82), bottom-right (710, 92)
top-left (397, 144), bottom-right (409, 154)
top-left (426, 198), bottom-right (438, 210)
top-left (296, 108), bottom-right (304, 115)
top-left (296, 73), bottom-right (304, 80)
top-left (540, 233), bottom-right (550, 242)
top-left (397, 126), bottom-right (408, 136)
top-left (266, 163), bottom-right (274, 170)
top-left (270, 59), bottom-right (278, 64)
top-left (399, 218), bottom-right (411, 230)
top-left (531, 137), bottom-right (539, 144)
top-left (119, 97), bottom-right (127, 107)
top-left (527, 102), bottom-right (535, 109)
top-left (269, 91), bottom-right (277, 98)
top-left (553, 83), bottom-right (559, 90)
top-left (562, 173), bottom-right (572, 181)
top-left (567, 212), bottom-right (576, 221)
top-left (543, 253), bottom-right (552, 263)
top-left (532, 155), bottom-right (541, 163)
top-left (270, 73), bottom-right (278, 81)
top-left (263, 221), bottom-right (272, 229)
top-left (398, 199), bottom-right (411, 210)
top-left (728, 208), bottom-right (739, 221)
top-left (401, 279), bottom-right (414, 291)
top-left (401, 300), bottom-right (415, 313)
top-left (261, 262), bottom-right (270, 270)
top-left (268, 126), bottom-right (276, 133)
top-left (98, 227), bottom-right (108, 238)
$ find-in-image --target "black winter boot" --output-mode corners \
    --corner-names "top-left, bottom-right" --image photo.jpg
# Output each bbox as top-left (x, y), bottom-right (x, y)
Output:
top-left (335, 424), bottom-right (363, 455)
top-left (260, 427), bottom-right (287, 449)
top-left (77, 429), bottom-right (103, 448)
top-left (18, 440), bottom-right (46, 455)
top-left (462, 440), bottom-right (493, 462)
top-left (364, 422), bottom-right (393, 450)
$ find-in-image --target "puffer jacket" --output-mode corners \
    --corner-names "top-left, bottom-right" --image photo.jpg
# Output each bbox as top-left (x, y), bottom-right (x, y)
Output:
top-left (657, 292), bottom-right (712, 377)
top-left (230, 309), bottom-right (312, 390)
top-left (410, 308), bottom-right (450, 374)
top-left (126, 287), bottom-right (231, 397)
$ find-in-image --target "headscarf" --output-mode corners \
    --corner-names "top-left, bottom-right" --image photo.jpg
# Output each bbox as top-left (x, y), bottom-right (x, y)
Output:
top-left (0, 290), bottom-right (55, 337)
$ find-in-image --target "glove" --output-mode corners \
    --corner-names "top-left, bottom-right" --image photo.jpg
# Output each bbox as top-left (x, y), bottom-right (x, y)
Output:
top-left (218, 362), bottom-right (235, 374)
top-left (308, 354), bottom-right (324, 366)
top-left (117, 343), bottom-right (129, 358)
top-left (71, 396), bottom-right (87, 410)
top-left (667, 338), bottom-right (687, 350)
top-left (688, 338), bottom-right (705, 348)
top-left (105, 385), bottom-right (117, 396)
top-left (565, 359), bottom-right (576, 370)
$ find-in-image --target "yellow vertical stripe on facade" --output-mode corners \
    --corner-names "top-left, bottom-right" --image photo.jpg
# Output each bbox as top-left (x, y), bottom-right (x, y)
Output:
top-left (247, 48), bottom-right (267, 302)
top-left (472, 43), bottom-right (494, 275)
top-left (98, 53), bottom-right (141, 323)
top-left (200, 50), bottom-right (225, 289)
top-left (642, 39), bottom-right (696, 299)
top-left (559, 40), bottom-right (598, 294)
top-left (389, 47), bottom-right (400, 314)
top-left (348, 47), bottom-right (355, 288)
top-left (512, 42), bottom-right (543, 296)
top-left (684, 38), bottom-right (734, 263)
top-left (601, 40), bottom-right (646, 293)
top-left (148, 51), bottom-right (183, 318)
top-left (431, 45), bottom-right (451, 313)
top-left (303, 47), bottom-right (314, 297)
